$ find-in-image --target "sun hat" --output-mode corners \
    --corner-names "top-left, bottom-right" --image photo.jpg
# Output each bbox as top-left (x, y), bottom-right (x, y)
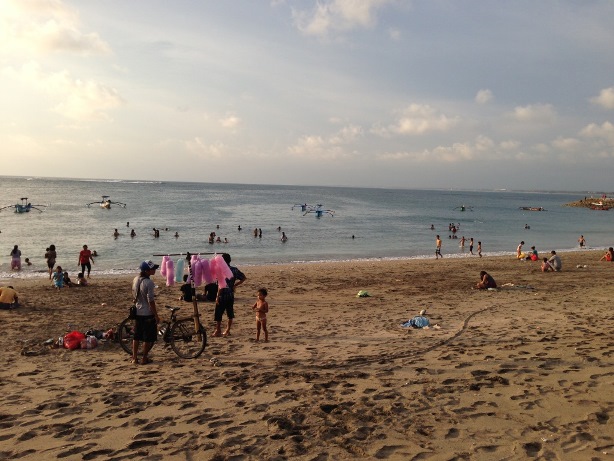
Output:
top-left (140, 260), bottom-right (160, 271)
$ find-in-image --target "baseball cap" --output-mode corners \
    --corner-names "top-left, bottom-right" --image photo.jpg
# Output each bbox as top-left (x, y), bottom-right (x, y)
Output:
top-left (140, 260), bottom-right (160, 271)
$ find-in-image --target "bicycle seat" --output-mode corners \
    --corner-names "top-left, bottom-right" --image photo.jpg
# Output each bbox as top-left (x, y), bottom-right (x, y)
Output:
top-left (165, 305), bottom-right (181, 313)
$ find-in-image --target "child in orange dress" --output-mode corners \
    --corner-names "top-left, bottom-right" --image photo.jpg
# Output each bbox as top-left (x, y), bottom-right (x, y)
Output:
top-left (252, 288), bottom-right (269, 342)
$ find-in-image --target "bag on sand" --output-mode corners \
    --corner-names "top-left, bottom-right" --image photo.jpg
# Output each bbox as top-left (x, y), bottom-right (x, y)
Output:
top-left (80, 336), bottom-right (98, 349)
top-left (63, 331), bottom-right (86, 350)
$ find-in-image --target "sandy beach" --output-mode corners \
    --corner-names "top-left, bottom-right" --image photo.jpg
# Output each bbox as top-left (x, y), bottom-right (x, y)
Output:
top-left (1, 251), bottom-right (613, 460)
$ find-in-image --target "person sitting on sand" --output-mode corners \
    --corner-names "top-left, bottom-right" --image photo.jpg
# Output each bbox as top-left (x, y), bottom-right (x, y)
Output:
top-left (541, 257), bottom-right (554, 272)
top-left (179, 274), bottom-right (194, 302)
top-left (0, 285), bottom-right (19, 309)
top-left (548, 251), bottom-right (562, 271)
top-left (526, 246), bottom-right (538, 261)
top-left (599, 247), bottom-right (614, 262)
top-left (77, 272), bottom-right (88, 286)
top-left (476, 271), bottom-right (497, 289)
top-left (203, 282), bottom-right (218, 302)
top-left (52, 266), bottom-right (64, 289)
top-left (63, 271), bottom-right (77, 287)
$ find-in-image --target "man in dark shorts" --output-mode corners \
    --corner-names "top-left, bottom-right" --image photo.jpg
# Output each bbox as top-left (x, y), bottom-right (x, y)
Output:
top-left (131, 260), bottom-right (160, 365)
top-left (213, 253), bottom-right (246, 337)
top-left (78, 244), bottom-right (94, 277)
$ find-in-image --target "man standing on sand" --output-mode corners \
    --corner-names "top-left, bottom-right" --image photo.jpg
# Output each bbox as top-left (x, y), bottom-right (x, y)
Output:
top-left (78, 244), bottom-right (94, 278)
top-left (213, 253), bottom-right (246, 337)
top-left (131, 260), bottom-right (160, 365)
top-left (435, 235), bottom-right (442, 259)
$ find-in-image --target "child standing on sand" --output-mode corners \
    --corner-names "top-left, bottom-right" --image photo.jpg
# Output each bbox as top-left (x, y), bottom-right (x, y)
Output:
top-left (252, 288), bottom-right (269, 342)
top-left (435, 235), bottom-right (442, 259)
top-left (52, 266), bottom-right (64, 289)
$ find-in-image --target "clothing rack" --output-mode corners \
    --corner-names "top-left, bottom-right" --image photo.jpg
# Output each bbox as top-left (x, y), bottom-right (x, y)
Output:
top-left (152, 251), bottom-right (226, 334)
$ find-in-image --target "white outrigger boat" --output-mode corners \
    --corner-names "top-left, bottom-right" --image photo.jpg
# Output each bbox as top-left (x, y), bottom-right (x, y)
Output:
top-left (86, 196), bottom-right (127, 209)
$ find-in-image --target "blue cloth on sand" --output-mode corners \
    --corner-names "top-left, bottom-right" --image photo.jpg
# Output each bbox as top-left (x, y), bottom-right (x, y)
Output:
top-left (401, 316), bottom-right (430, 328)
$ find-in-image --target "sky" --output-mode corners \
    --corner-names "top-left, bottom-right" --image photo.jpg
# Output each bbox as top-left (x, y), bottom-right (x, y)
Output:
top-left (1, 0), bottom-right (614, 191)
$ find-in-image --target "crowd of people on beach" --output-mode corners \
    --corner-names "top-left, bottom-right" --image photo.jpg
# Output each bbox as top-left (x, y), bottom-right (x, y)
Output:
top-left (431, 224), bottom-right (482, 259)
top-left (3, 243), bottom-right (97, 291)
top-left (116, 222), bottom-right (290, 245)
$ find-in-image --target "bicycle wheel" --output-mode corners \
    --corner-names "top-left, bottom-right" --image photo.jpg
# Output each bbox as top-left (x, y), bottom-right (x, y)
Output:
top-left (118, 317), bottom-right (135, 355)
top-left (169, 318), bottom-right (206, 359)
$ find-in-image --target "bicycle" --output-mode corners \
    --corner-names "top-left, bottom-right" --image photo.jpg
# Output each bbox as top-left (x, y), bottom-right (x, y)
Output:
top-left (118, 305), bottom-right (207, 359)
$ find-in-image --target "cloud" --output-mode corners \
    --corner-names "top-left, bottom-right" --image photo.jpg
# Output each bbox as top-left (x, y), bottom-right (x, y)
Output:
top-left (1, 0), bottom-right (111, 56)
top-left (3, 61), bottom-right (123, 121)
top-left (475, 89), bottom-right (493, 104)
top-left (185, 138), bottom-right (227, 158)
top-left (377, 135), bottom-right (495, 163)
top-left (580, 121), bottom-right (614, 145)
top-left (551, 137), bottom-right (580, 151)
top-left (388, 27), bottom-right (401, 41)
top-left (373, 104), bottom-right (460, 136)
top-left (288, 124), bottom-right (363, 160)
top-left (220, 115), bottom-right (241, 129)
top-left (500, 140), bottom-right (520, 150)
top-left (591, 87), bottom-right (614, 110)
top-left (510, 103), bottom-right (556, 123)
top-left (293, 0), bottom-right (393, 37)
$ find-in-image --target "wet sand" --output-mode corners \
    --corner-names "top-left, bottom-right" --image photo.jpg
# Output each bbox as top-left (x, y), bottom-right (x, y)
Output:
top-left (1, 251), bottom-right (613, 460)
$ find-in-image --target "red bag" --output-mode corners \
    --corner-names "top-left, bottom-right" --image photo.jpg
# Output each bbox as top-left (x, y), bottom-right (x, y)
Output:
top-left (64, 331), bottom-right (86, 350)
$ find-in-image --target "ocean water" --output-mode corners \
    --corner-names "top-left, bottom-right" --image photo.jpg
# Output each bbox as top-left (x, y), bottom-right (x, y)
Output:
top-left (0, 176), bottom-right (610, 279)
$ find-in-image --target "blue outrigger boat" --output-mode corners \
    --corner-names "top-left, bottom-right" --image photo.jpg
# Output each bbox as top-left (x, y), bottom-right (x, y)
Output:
top-left (0, 197), bottom-right (47, 213)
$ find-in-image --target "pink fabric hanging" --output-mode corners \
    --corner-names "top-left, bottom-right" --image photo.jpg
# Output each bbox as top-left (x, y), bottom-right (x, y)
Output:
top-left (200, 259), bottom-right (213, 284)
top-left (192, 257), bottom-right (203, 287)
top-left (166, 259), bottom-right (175, 286)
top-left (160, 255), bottom-right (169, 277)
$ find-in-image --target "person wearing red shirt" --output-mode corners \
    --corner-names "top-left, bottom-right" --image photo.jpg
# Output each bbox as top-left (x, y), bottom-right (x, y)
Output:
top-left (78, 244), bottom-right (94, 278)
